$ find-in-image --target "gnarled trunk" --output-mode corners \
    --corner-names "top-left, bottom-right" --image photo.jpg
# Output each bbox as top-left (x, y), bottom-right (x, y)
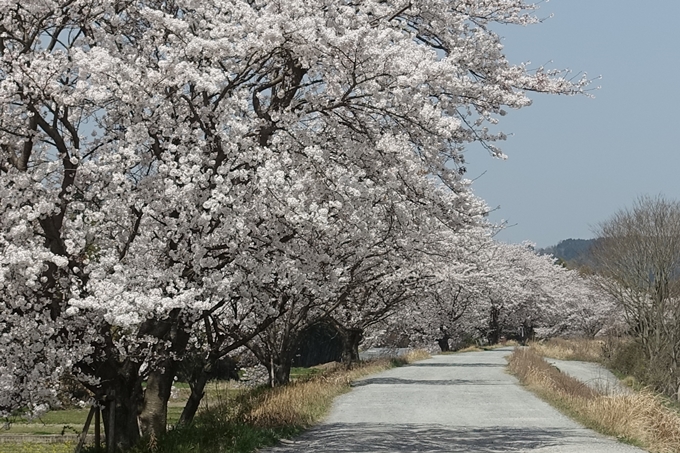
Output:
top-left (102, 376), bottom-right (143, 452)
top-left (487, 305), bottom-right (501, 345)
top-left (138, 310), bottom-right (191, 439)
top-left (138, 367), bottom-right (174, 440)
top-left (248, 341), bottom-right (294, 387)
top-left (269, 356), bottom-right (292, 386)
top-left (339, 327), bottom-right (363, 366)
top-left (437, 335), bottom-right (451, 352)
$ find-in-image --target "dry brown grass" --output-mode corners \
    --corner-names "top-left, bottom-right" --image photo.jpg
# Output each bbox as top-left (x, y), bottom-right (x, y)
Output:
top-left (449, 340), bottom-right (519, 354)
top-left (450, 345), bottom-right (482, 353)
top-left (401, 349), bottom-right (432, 362)
top-left (508, 347), bottom-right (680, 452)
top-left (530, 337), bottom-right (604, 362)
top-left (246, 351), bottom-right (430, 429)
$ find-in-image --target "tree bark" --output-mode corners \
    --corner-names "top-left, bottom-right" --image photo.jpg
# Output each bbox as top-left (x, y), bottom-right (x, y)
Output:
top-left (138, 368), bottom-right (173, 440)
top-left (248, 337), bottom-right (296, 387)
top-left (102, 377), bottom-right (143, 452)
top-left (138, 311), bottom-right (191, 439)
top-left (270, 356), bottom-right (292, 386)
top-left (340, 328), bottom-right (363, 366)
top-left (487, 305), bottom-right (501, 345)
top-left (437, 335), bottom-right (450, 352)
top-left (177, 367), bottom-right (210, 427)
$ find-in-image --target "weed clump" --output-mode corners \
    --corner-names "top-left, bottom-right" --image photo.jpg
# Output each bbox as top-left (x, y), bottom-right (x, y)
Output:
top-left (529, 338), bottom-right (604, 362)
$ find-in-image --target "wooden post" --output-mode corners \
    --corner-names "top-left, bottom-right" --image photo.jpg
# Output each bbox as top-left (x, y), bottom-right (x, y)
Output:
top-left (270, 356), bottom-right (275, 388)
top-left (107, 391), bottom-right (116, 453)
top-left (74, 405), bottom-right (96, 453)
top-left (94, 403), bottom-right (101, 449)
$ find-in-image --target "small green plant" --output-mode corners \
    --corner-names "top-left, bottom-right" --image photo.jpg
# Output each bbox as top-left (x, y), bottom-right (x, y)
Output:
top-left (289, 367), bottom-right (321, 381)
top-left (60, 424), bottom-right (80, 436)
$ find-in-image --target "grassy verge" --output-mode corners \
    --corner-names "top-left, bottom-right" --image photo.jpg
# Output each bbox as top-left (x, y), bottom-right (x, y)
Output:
top-left (508, 347), bottom-right (680, 452)
top-left (0, 442), bottom-right (76, 453)
top-left (529, 337), bottom-right (604, 362)
top-left (248, 351), bottom-right (429, 429)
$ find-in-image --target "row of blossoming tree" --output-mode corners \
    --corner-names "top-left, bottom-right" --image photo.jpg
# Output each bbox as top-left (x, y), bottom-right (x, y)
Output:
top-left (376, 236), bottom-right (619, 350)
top-left (0, 0), bottom-right (605, 450)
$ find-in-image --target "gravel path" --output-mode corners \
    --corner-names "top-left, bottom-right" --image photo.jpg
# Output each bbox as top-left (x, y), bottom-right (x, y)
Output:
top-left (262, 347), bottom-right (645, 452)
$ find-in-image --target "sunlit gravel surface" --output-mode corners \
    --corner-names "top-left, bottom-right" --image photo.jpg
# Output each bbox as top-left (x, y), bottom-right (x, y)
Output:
top-left (263, 347), bottom-right (645, 453)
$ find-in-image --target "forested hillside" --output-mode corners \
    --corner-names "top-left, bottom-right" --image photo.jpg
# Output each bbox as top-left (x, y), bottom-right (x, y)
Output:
top-left (538, 239), bottom-right (597, 268)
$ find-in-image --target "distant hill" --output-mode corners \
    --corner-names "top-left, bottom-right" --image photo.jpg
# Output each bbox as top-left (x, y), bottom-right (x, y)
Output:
top-left (538, 238), bottom-right (597, 269)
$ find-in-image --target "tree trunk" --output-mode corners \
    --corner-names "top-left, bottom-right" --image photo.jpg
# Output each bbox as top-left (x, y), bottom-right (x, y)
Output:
top-left (437, 335), bottom-right (450, 352)
top-left (138, 367), bottom-right (174, 440)
top-left (138, 310), bottom-right (191, 439)
top-left (248, 338), bottom-right (295, 387)
top-left (268, 355), bottom-right (292, 386)
top-left (102, 378), bottom-right (143, 452)
top-left (177, 369), bottom-right (209, 427)
top-left (340, 328), bottom-right (363, 366)
top-left (488, 306), bottom-right (501, 345)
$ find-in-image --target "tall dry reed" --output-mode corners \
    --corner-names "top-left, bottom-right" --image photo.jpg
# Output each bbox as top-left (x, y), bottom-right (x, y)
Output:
top-left (508, 348), bottom-right (680, 453)
top-left (529, 338), bottom-right (604, 362)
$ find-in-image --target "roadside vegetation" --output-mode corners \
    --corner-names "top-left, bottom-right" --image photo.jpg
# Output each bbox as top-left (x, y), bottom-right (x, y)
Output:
top-left (531, 336), bottom-right (679, 394)
top-left (2, 351), bottom-right (429, 453)
top-left (529, 337), bottom-right (604, 362)
top-left (125, 350), bottom-right (429, 453)
top-left (0, 444), bottom-right (75, 453)
top-left (510, 341), bottom-right (680, 453)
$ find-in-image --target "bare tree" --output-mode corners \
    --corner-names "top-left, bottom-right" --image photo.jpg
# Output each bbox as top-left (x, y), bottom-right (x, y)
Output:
top-left (592, 195), bottom-right (680, 398)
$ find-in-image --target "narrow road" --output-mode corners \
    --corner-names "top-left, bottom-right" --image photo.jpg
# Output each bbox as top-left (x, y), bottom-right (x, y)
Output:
top-left (264, 347), bottom-right (645, 452)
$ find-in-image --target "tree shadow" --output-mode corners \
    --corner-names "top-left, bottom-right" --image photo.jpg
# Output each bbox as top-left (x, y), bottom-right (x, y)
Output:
top-left (265, 423), bottom-right (591, 452)
top-left (407, 362), bottom-right (506, 368)
top-left (351, 377), bottom-right (513, 386)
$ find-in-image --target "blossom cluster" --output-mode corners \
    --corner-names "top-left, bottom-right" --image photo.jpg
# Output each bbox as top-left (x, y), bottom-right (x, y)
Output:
top-left (0, 0), bottom-right (590, 434)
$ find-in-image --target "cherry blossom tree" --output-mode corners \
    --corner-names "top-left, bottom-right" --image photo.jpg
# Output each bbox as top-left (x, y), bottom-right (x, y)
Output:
top-left (393, 238), bottom-right (617, 350)
top-left (244, 172), bottom-right (488, 385)
top-left (372, 223), bottom-right (493, 351)
top-left (535, 272), bottom-right (619, 339)
top-left (0, 0), bottom-right (588, 449)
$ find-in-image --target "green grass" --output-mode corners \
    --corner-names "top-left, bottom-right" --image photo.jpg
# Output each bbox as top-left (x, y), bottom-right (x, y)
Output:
top-left (1, 425), bottom-right (81, 436)
top-left (1, 408), bottom-right (93, 439)
top-left (5, 408), bottom-right (90, 427)
top-left (36, 409), bottom-right (89, 426)
top-left (123, 412), bottom-right (301, 453)
top-left (166, 406), bottom-right (183, 426)
top-left (289, 367), bottom-right (322, 381)
top-left (0, 442), bottom-right (76, 453)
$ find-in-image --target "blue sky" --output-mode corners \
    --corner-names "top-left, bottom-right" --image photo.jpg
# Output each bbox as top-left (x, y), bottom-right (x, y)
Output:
top-left (466, 0), bottom-right (680, 248)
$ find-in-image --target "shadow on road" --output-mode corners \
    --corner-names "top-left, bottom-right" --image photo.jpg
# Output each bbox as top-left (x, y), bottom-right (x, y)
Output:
top-left (267, 423), bottom-right (575, 452)
top-left (351, 377), bottom-right (514, 386)
top-left (407, 362), bottom-right (506, 368)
